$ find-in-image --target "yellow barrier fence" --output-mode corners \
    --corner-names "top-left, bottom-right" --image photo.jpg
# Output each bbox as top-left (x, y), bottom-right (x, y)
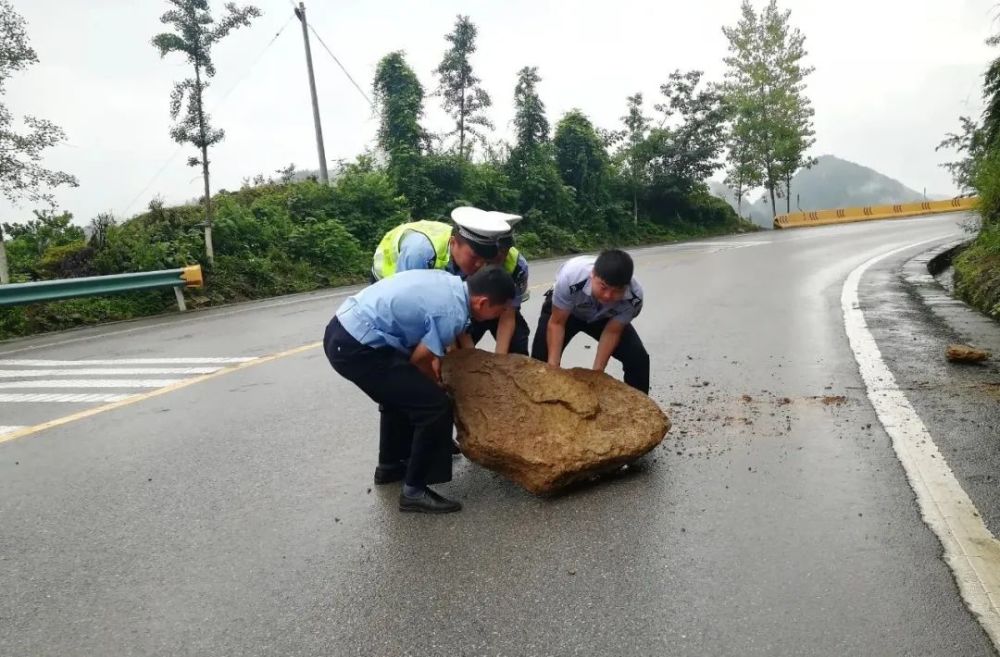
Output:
top-left (772, 196), bottom-right (978, 229)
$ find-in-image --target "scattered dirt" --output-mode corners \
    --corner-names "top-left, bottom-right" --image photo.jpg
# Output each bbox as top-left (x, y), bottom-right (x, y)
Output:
top-left (817, 395), bottom-right (848, 406)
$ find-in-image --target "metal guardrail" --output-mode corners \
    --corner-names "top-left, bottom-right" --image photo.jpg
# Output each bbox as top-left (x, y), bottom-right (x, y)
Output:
top-left (0, 265), bottom-right (204, 311)
top-left (773, 196), bottom-right (978, 229)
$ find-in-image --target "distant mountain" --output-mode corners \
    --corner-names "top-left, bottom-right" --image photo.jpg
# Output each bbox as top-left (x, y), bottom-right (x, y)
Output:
top-left (706, 180), bottom-right (772, 229)
top-left (709, 155), bottom-right (941, 229)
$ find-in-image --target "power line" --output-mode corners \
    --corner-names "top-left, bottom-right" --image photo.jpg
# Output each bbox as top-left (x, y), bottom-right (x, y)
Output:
top-left (307, 24), bottom-right (375, 111)
top-left (120, 16), bottom-right (293, 217)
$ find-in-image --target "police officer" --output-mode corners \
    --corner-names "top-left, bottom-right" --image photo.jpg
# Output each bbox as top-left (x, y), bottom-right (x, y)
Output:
top-left (531, 249), bottom-right (650, 394)
top-left (324, 266), bottom-right (517, 514)
top-left (370, 206), bottom-right (532, 356)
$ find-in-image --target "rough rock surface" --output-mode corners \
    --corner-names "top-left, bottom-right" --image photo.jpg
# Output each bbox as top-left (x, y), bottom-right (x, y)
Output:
top-left (442, 350), bottom-right (670, 495)
top-left (946, 344), bottom-right (991, 364)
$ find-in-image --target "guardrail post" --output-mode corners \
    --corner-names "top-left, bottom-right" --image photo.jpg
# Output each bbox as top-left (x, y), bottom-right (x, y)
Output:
top-left (174, 287), bottom-right (187, 312)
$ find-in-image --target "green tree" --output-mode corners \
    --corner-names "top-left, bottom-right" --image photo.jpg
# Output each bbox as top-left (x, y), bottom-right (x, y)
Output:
top-left (722, 0), bottom-right (815, 217)
top-left (723, 94), bottom-right (763, 218)
top-left (511, 66), bottom-right (549, 154)
top-left (373, 51), bottom-right (431, 213)
top-left (152, 0), bottom-right (261, 264)
top-left (648, 70), bottom-right (727, 198)
top-left (0, 0), bottom-right (78, 284)
top-left (770, 2), bottom-right (816, 214)
top-left (554, 110), bottom-right (610, 230)
top-left (506, 67), bottom-right (571, 224)
top-left (982, 32), bottom-right (1000, 149)
top-left (937, 116), bottom-right (984, 193)
top-left (618, 93), bottom-right (651, 224)
top-left (434, 15), bottom-right (493, 159)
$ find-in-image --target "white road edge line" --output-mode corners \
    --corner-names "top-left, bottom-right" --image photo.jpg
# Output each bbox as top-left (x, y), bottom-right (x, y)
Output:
top-left (843, 238), bottom-right (1000, 649)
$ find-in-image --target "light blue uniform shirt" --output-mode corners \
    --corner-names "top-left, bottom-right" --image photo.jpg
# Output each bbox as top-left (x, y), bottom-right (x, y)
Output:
top-left (336, 269), bottom-right (471, 357)
top-left (552, 255), bottom-right (644, 324)
top-left (396, 231), bottom-right (530, 308)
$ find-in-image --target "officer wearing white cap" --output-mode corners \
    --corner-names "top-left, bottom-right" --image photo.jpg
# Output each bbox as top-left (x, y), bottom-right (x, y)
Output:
top-left (370, 207), bottom-right (532, 355)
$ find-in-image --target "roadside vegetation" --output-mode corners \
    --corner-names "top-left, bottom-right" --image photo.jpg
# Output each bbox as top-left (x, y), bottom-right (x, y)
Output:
top-left (0, 2), bottom-right (822, 340)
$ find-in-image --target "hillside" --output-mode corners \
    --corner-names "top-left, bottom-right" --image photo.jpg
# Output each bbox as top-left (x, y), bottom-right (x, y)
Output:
top-left (710, 155), bottom-right (936, 228)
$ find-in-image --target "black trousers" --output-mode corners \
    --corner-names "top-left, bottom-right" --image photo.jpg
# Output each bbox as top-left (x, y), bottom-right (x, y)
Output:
top-left (530, 291), bottom-right (650, 394)
top-left (323, 317), bottom-right (453, 487)
top-left (468, 310), bottom-right (531, 356)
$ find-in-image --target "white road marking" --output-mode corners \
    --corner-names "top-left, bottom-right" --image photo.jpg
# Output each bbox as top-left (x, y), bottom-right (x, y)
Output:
top-left (0, 358), bottom-right (257, 366)
top-left (843, 238), bottom-right (1000, 649)
top-left (0, 393), bottom-right (133, 403)
top-left (0, 379), bottom-right (183, 389)
top-left (0, 367), bottom-right (221, 378)
top-left (0, 425), bottom-right (25, 435)
top-left (681, 240), bottom-right (770, 248)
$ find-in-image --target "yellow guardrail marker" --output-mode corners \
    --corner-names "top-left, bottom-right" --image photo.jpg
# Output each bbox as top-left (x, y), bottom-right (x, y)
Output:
top-left (181, 265), bottom-right (204, 288)
top-left (773, 197), bottom-right (978, 229)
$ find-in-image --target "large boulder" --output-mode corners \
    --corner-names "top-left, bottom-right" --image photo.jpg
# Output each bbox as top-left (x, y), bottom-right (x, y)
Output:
top-left (441, 350), bottom-right (670, 495)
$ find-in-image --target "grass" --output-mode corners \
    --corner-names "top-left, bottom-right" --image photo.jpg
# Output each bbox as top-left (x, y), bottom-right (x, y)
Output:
top-left (953, 224), bottom-right (1000, 319)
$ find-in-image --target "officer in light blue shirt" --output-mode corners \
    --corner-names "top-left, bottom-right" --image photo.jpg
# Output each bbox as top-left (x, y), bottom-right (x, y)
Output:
top-left (531, 250), bottom-right (650, 394)
top-left (324, 266), bottom-right (517, 514)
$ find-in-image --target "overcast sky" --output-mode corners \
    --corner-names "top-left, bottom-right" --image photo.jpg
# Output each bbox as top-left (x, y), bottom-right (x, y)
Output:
top-left (4, 0), bottom-right (998, 224)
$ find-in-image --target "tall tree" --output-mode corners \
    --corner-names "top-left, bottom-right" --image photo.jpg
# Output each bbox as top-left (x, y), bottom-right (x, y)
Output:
top-left (0, 0), bottom-right (78, 284)
top-left (373, 50), bottom-right (431, 213)
top-left (554, 110), bottom-right (610, 227)
top-left (723, 96), bottom-right (762, 218)
top-left (152, 0), bottom-right (261, 264)
top-left (506, 66), bottom-right (569, 220)
top-left (722, 0), bottom-right (815, 217)
top-left (937, 116), bottom-right (984, 193)
top-left (769, 0), bottom-right (816, 214)
top-left (434, 15), bottom-right (493, 159)
top-left (511, 66), bottom-right (549, 154)
top-left (647, 70), bottom-right (727, 196)
top-left (982, 32), bottom-right (1000, 148)
top-left (618, 93), bottom-right (651, 224)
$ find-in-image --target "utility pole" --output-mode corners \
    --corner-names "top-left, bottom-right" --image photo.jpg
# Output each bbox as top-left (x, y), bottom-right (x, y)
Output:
top-left (294, 2), bottom-right (329, 184)
top-left (0, 232), bottom-right (9, 285)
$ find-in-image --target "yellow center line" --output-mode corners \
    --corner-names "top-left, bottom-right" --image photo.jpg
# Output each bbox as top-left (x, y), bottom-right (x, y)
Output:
top-left (0, 341), bottom-right (322, 446)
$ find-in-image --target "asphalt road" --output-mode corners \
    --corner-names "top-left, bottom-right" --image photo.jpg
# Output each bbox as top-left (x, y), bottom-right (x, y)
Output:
top-left (1, 214), bottom-right (997, 657)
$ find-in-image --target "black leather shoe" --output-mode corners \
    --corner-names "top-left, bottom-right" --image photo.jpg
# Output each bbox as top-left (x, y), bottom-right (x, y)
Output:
top-left (398, 487), bottom-right (462, 514)
top-left (373, 462), bottom-right (405, 485)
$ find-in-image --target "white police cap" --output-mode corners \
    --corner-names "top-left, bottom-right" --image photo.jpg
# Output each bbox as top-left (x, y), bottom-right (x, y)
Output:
top-left (487, 210), bottom-right (522, 229)
top-left (451, 206), bottom-right (516, 244)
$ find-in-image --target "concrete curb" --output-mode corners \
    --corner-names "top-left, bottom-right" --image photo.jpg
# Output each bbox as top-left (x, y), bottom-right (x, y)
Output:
top-left (901, 239), bottom-right (1000, 357)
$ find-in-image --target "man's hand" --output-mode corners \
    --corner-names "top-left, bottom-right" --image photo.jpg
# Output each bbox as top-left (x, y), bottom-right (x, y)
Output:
top-left (458, 333), bottom-right (475, 350)
top-left (410, 343), bottom-right (443, 386)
